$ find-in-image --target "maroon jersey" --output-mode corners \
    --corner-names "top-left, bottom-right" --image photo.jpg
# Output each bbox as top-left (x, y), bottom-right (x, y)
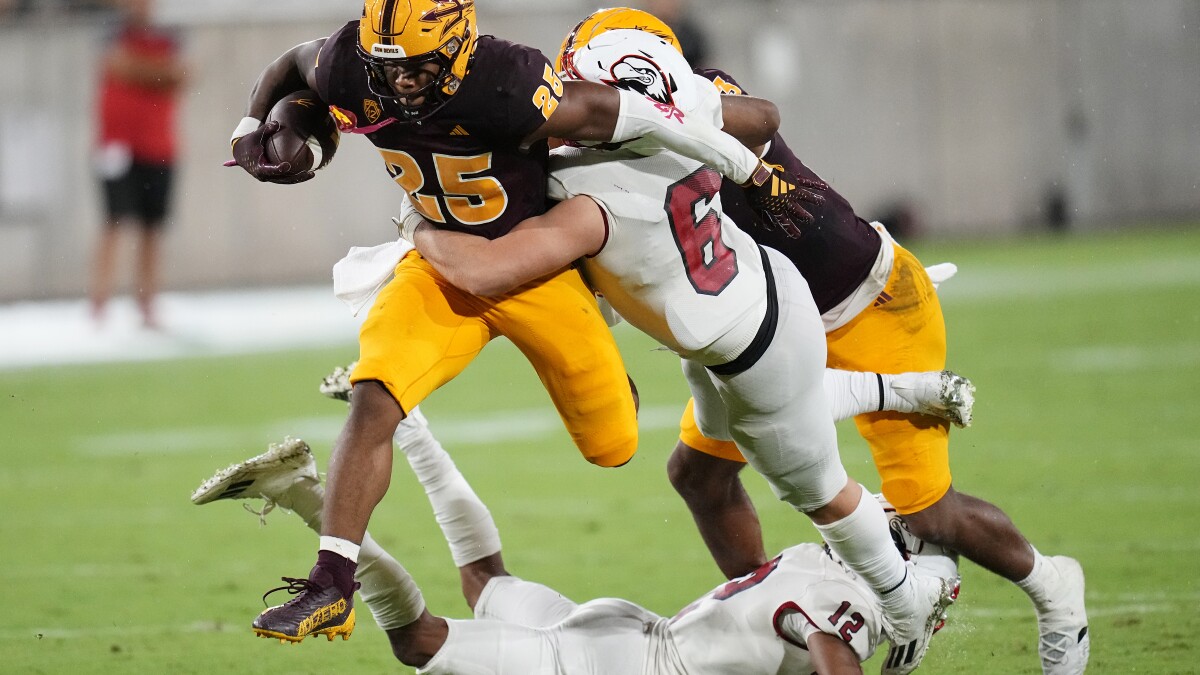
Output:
top-left (315, 22), bottom-right (563, 238)
top-left (697, 69), bottom-right (881, 315)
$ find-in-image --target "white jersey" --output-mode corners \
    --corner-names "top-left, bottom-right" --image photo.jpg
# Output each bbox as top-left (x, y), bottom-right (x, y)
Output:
top-left (420, 543), bottom-right (884, 675)
top-left (548, 146), bottom-right (768, 367)
top-left (666, 542), bottom-right (884, 674)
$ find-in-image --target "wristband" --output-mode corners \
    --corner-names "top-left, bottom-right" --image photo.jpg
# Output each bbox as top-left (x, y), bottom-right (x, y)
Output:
top-left (393, 196), bottom-right (427, 243)
top-left (230, 116), bottom-right (262, 146)
top-left (740, 160), bottom-right (772, 188)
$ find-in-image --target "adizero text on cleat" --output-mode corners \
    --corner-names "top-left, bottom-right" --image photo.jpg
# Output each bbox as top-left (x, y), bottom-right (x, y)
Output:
top-left (252, 576), bottom-right (356, 644)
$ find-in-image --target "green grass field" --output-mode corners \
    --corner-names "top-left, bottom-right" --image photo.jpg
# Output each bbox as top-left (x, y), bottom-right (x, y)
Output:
top-left (3, 224), bottom-right (1199, 674)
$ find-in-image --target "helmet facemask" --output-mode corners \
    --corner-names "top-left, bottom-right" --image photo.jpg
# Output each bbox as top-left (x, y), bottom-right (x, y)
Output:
top-left (358, 0), bottom-right (477, 123)
top-left (359, 33), bottom-right (469, 123)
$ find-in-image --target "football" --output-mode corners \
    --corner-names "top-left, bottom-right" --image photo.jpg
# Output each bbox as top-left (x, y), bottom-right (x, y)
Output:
top-left (263, 89), bottom-right (340, 173)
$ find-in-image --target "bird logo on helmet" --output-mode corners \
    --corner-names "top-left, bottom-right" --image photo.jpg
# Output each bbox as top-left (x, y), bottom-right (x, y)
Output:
top-left (357, 0), bottom-right (478, 122)
top-left (604, 53), bottom-right (678, 106)
top-left (555, 7), bottom-right (682, 80)
top-left (557, 25), bottom-right (715, 122)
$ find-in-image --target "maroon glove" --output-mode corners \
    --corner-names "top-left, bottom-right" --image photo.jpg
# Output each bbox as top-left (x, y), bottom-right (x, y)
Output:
top-left (226, 121), bottom-right (314, 184)
top-left (742, 161), bottom-right (827, 238)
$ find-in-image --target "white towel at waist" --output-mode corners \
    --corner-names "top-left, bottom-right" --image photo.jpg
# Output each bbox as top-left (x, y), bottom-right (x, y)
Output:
top-left (332, 238), bottom-right (414, 316)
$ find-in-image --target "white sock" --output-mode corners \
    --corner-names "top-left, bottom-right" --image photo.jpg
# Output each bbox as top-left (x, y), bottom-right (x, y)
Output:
top-left (814, 485), bottom-right (908, 596)
top-left (824, 369), bottom-right (892, 421)
top-left (356, 532), bottom-right (427, 629)
top-left (395, 411), bottom-right (502, 567)
top-left (319, 535), bottom-right (361, 563)
top-left (273, 477), bottom-right (325, 531)
top-left (279, 480), bottom-right (425, 627)
top-left (1015, 547), bottom-right (1060, 611)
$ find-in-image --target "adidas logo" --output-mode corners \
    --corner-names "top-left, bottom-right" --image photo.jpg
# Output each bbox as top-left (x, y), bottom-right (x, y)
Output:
top-left (450, 125), bottom-right (469, 136)
top-left (873, 291), bottom-right (893, 307)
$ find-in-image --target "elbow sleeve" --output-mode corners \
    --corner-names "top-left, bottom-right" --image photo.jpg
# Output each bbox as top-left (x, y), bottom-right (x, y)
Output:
top-left (610, 89), bottom-right (759, 184)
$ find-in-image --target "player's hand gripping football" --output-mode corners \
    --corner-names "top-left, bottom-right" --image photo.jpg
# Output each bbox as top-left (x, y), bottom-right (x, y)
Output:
top-left (742, 161), bottom-right (827, 238)
top-left (226, 121), bottom-right (315, 185)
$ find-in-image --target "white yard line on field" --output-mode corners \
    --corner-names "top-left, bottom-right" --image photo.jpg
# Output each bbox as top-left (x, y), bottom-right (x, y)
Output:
top-left (1050, 342), bottom-right (1200, 372)
top-left (2, 251), bottom-right (1198, 371)
top-left (74, 405), bottom-right (685, 457)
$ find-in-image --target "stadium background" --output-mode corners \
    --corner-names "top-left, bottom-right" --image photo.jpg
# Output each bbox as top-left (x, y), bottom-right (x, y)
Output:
top-left (0, 0), bottom-right (1197, 299)
top-left (1, 1), bottom-right (1198, 673)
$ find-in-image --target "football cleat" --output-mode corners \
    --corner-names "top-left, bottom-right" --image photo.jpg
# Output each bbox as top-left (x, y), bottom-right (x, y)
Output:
top-left (1037, 556), bottom-right (1090, 675)
top-left (252, 576), bottom-right (355, 644)
top-left (319, 362), bottom-right (357, 402)
top-left (890, 370), bottom-right (976, 428)
top-left (880, 571), bottom-right (956, 675)
top-left (190, 437), bottom-right (318, 522)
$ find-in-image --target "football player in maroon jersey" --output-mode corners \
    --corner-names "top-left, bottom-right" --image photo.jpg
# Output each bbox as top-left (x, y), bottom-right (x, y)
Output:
top-left (226, 0), bottom-right (827, 645)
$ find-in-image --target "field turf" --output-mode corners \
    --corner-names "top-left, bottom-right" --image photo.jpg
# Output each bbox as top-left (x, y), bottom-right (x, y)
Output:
top-left (3, 224), bottom-right (1198, 673)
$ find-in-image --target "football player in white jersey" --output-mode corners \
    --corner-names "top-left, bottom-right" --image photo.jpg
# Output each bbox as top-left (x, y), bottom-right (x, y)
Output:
top-left (395, 26), bottom-right (952, 673)
top-left (193, 416), bottom-right (960, 675)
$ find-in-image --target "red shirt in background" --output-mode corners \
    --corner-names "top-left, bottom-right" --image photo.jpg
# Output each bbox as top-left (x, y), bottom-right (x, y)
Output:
top-left (97, 25), bottom-right (181, 164)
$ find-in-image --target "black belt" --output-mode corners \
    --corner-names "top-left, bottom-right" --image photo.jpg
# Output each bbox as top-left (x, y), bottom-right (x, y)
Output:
top-left (708, 246), bottom-right (779, 376)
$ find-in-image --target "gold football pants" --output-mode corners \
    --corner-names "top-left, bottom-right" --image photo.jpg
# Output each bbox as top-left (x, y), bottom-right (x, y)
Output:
top-left (678, 243), bottom-right (952, 513)
top-left (354, 251), bottom-right (639, 467)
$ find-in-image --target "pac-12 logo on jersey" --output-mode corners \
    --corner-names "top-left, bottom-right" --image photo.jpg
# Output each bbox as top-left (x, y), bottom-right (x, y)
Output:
top-left (603, 55), bottom-right (678, 105)
top-left (363, 99), bottom-right (383, 124)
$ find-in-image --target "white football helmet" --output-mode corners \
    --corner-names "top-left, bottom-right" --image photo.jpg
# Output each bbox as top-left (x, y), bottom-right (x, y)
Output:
top-left (560, 28), bottom-right (721, 126)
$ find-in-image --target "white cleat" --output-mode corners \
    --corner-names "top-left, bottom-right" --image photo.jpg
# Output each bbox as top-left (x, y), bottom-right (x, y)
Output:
top-left (891, 370), bottom-right (976, 428)
top-left (190, 438), bottom-right (319, 521)
top-left (319, 362), bottom-right (357, 402)
top-left (1037, 556), bottom-right (1090, 675)
top-left (880, 570), bottom-right (955, 675)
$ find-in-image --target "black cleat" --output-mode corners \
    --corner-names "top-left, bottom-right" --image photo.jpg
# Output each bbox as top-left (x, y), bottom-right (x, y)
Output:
top-left (252, 576), bottom-right (355, 644)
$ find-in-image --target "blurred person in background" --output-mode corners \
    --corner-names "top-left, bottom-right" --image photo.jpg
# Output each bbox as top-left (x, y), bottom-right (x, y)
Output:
top-left (89, 0), bottom-right (186, 329)
top-left (644, 0), bottom-right (710, 67)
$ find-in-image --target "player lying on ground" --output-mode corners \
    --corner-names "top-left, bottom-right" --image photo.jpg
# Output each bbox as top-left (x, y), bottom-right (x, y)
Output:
top-left (556, 10), bottom-right (1088, 675)
top-left (193, 413), bottom-right (959, 674)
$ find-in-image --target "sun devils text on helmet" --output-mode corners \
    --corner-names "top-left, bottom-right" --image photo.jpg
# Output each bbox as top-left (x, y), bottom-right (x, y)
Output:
top-left (357, 0), bottom-right (478, 122)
